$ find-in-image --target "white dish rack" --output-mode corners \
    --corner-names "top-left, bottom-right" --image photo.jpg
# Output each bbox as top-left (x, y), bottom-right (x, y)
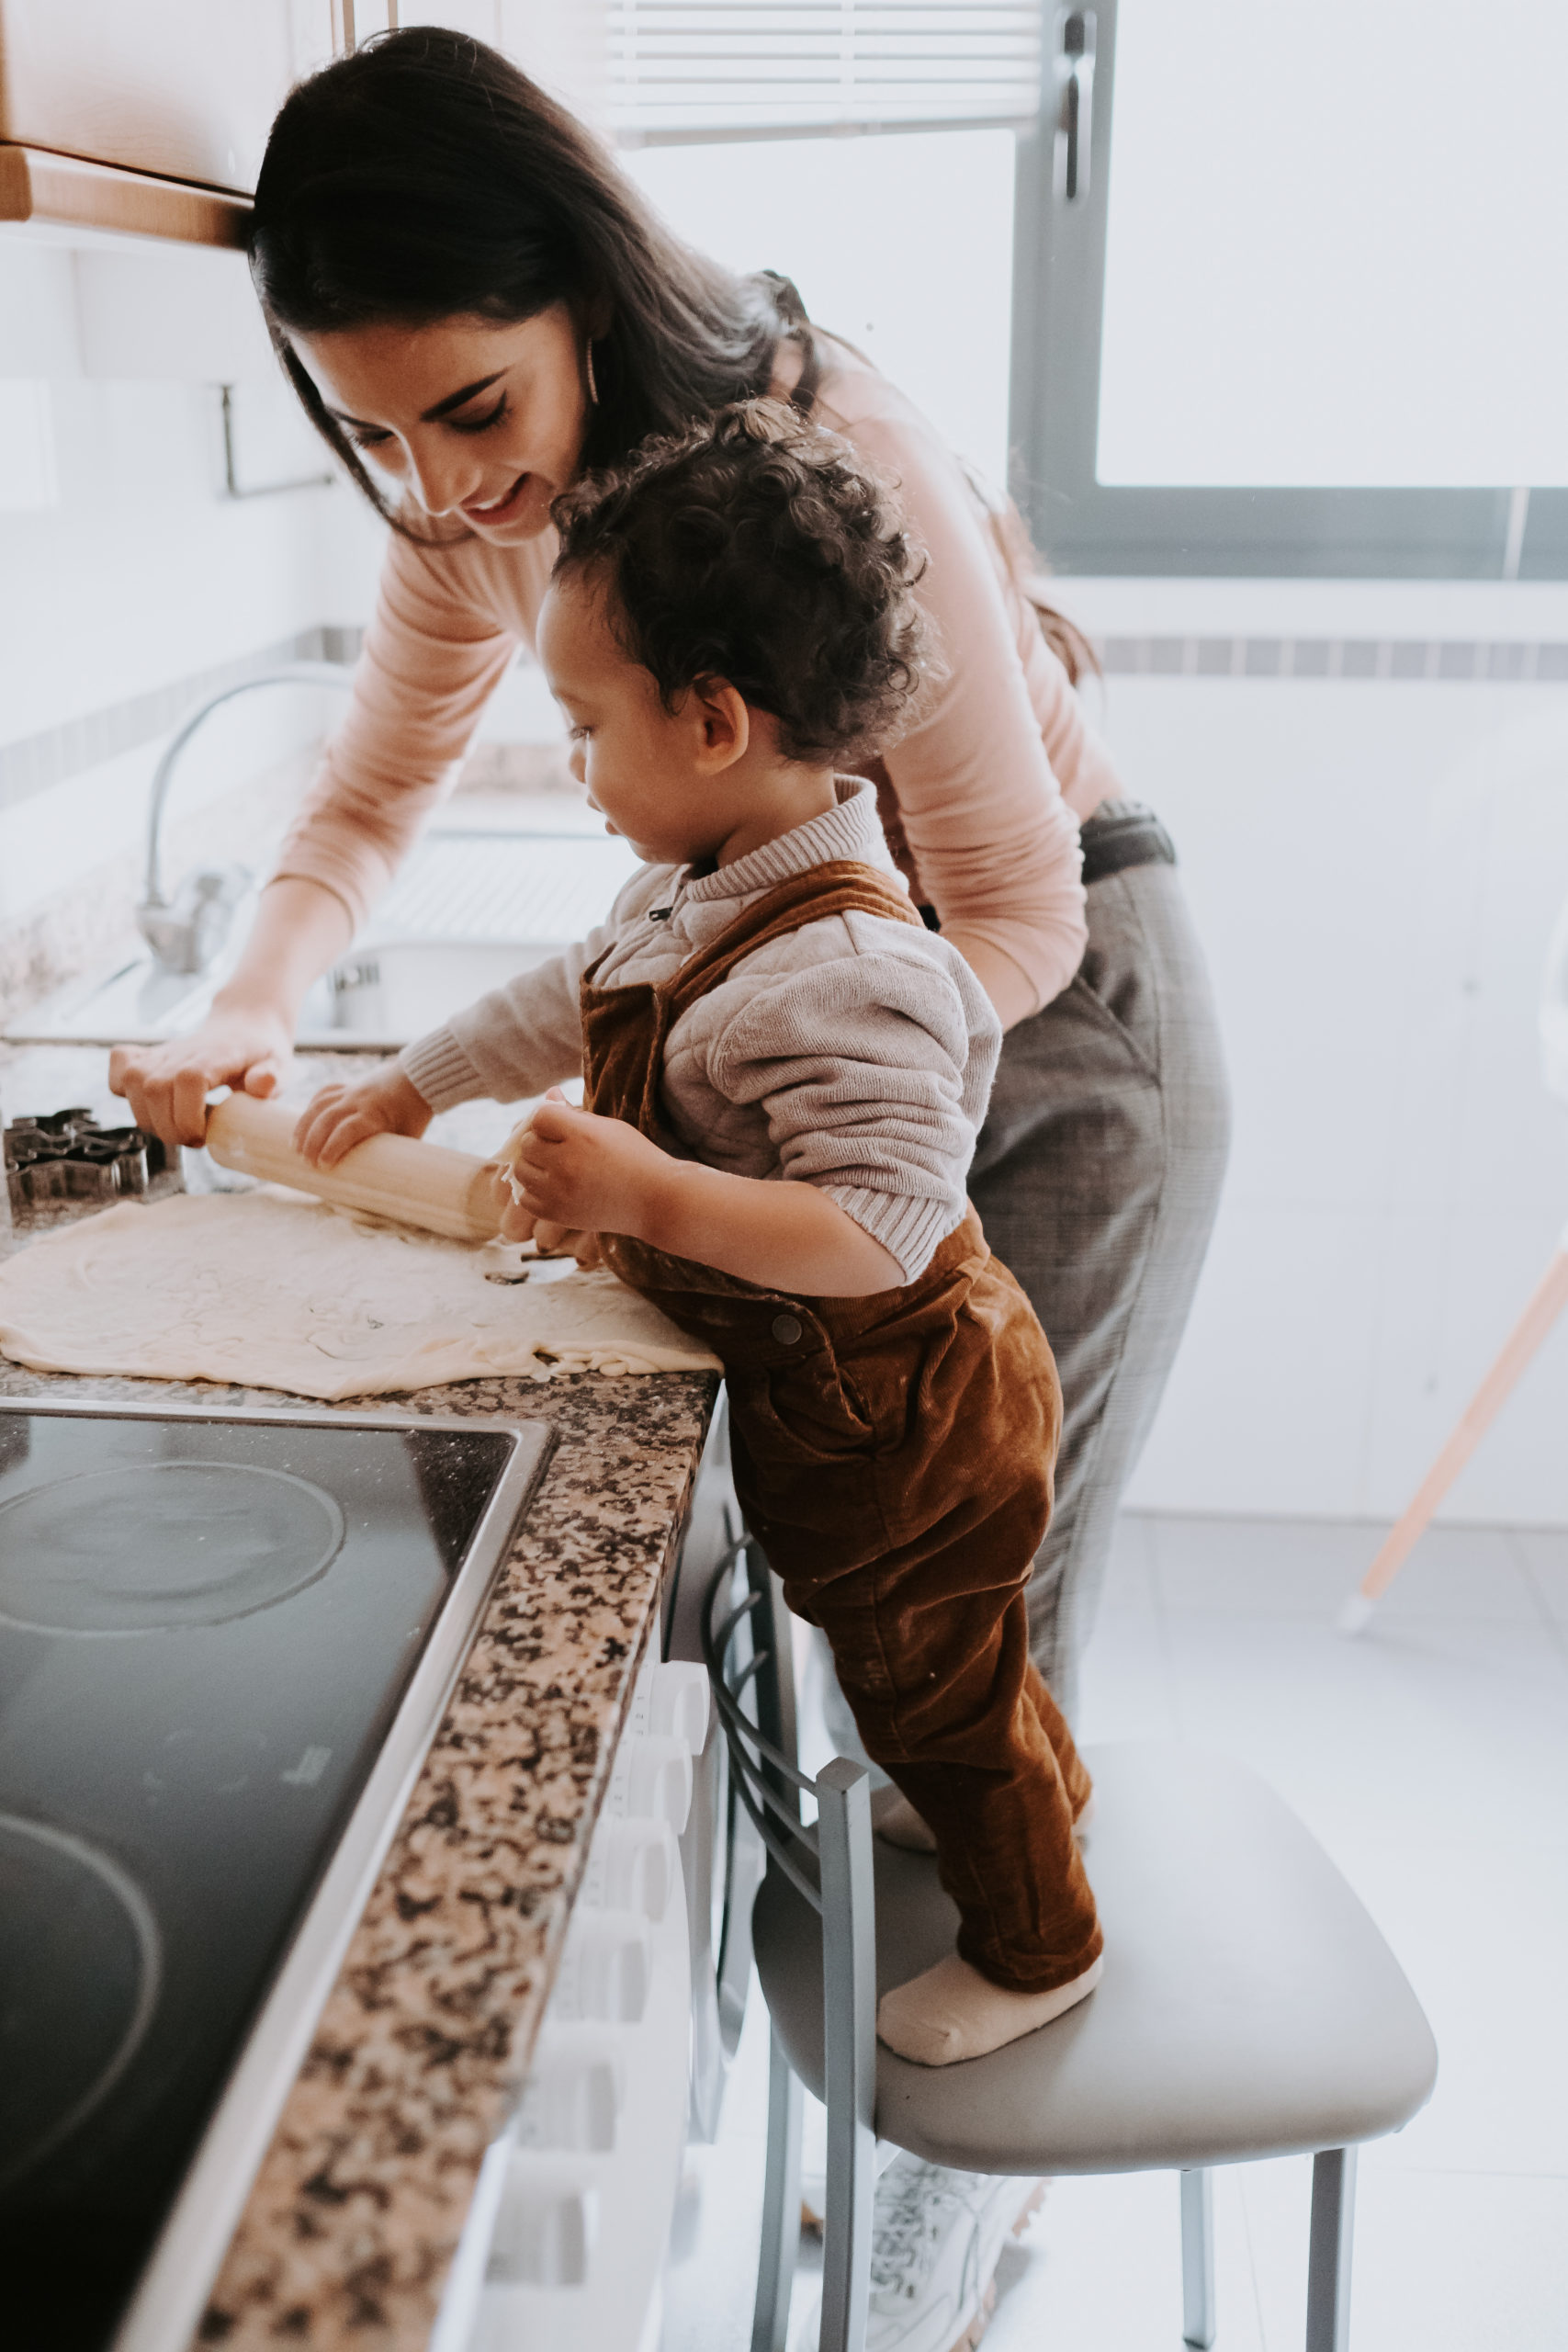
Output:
top-left (360, 831), bottom-right (639, 951)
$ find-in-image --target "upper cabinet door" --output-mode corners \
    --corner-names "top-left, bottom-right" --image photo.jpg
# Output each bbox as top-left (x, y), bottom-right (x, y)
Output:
top-left (0, 1), bottom-right (333, 195)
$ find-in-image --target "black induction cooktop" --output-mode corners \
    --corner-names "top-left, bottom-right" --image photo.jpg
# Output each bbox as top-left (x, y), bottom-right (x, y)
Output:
top-left (0, 1398), bottom-right (552, 2352)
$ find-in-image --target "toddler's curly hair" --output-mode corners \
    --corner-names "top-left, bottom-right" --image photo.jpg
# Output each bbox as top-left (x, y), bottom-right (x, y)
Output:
top-left (549, 399), bottom-right (926, 763)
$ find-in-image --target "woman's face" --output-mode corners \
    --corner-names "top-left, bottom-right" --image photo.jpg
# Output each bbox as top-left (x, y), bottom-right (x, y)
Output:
top-left (293, 303), bottom-right (591, 543)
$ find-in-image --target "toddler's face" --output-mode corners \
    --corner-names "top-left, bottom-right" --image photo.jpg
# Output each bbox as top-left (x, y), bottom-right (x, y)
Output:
top-left (537, 571), bottom-right (737, 866)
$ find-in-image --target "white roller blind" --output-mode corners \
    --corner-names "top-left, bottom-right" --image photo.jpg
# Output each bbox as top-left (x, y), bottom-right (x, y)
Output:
top-left (606, 3), bottom-right (1044, 138)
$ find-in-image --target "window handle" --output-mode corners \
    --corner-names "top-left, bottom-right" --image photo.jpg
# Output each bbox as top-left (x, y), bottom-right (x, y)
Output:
top-left (1055, 10), bottom-right (1097, 202)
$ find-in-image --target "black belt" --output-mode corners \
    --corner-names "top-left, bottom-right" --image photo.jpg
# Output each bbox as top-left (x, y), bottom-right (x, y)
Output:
top-left (917, 799), bottom-right (1175, 932)
top-left (1078, 799), bottom-right (1177, 888)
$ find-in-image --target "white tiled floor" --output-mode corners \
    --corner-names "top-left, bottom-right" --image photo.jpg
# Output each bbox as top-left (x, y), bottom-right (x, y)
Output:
top-left (660, 1511), bottom-right (1568, 2351)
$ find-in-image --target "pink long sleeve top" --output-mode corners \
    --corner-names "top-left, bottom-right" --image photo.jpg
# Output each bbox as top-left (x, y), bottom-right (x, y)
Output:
top-left (273, 342), bottom-right (1122, 1020)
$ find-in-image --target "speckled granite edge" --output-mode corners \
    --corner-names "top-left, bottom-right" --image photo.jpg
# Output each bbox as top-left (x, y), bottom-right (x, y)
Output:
top-left (204, 1366), bottom-right (714, 2348)
top-left (0, 1326), bottom-right (715, 2352)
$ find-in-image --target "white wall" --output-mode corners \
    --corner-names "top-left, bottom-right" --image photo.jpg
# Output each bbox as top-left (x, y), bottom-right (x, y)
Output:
top-left (0, 238), bottom-right (381, 923)
top-left (1063, 578), bottom-right (1568, 1528)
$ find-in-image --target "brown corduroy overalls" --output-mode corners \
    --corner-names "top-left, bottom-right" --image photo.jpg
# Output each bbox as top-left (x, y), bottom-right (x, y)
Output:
top-left (584, 861), bottom-right (1102, 1994)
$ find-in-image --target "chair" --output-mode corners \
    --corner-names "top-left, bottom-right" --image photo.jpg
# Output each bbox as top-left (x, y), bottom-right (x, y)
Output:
top-left (1340, 880), bottom-right (1568, 1629)
top-left (701, 1543), bottom-right (1438, 2352)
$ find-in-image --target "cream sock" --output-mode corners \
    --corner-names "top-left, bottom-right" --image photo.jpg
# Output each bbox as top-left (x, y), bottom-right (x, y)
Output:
top-left (876, 1951), bottom-right (1103, 2066)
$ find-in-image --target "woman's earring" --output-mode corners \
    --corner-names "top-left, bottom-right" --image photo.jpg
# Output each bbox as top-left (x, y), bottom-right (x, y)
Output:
top-left (584, 340), bottom-right (599, 406)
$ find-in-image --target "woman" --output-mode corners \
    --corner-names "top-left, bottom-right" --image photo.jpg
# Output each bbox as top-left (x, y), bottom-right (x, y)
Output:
top-left (109, 25), bottom-right (1227, 2334)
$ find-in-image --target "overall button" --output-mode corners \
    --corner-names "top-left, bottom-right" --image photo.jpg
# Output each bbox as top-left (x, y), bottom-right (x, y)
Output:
top-left (771, 1314), bottom-right (803, 1346)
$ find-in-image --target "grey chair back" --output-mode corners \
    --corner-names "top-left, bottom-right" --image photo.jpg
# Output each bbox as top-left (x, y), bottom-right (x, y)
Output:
top-left (702, 1540), bottom-right (877, 2352)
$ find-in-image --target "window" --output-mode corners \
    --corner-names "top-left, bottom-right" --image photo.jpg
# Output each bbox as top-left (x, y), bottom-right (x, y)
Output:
top-left (627, 130), bottom-right (1018, 486)
top-left (1017, 0), bottom-right (1568, 575)
top-left (609, 4), bottom-right (1043, 488)
top-left (605, 2), bottom-right (1043, 138)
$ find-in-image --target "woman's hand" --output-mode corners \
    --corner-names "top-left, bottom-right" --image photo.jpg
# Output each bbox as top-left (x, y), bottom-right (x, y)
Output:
top-left (294, 1066), bottom-right (433, 1168)
top-left (498, 1098), bottom-right (670, 1247)
top-left (110, 1005), bottom-right (294, 1150)
top-left (108, 877), bottom-right (357, 1150)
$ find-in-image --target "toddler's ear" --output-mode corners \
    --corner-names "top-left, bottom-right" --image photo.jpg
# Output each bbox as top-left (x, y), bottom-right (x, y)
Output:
top-left (691, 676), bottom-right (750, 772)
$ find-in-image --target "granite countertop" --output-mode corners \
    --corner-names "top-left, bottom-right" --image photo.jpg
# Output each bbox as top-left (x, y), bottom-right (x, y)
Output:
top-left (0, 1045), bottom-right (719, 2349)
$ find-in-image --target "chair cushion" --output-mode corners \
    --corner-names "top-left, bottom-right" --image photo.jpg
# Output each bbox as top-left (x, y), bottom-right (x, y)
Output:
top-left (751, 1742), bottom-right (1438, 2175)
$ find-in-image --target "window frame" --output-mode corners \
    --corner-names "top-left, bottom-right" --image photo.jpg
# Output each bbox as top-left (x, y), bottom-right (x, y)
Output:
top-left (1006, 0), bottom-right (1568, 579)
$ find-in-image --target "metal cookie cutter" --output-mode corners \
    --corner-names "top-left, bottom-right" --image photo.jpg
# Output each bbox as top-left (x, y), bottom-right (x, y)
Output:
top-left (4, 1110), bottom-right (166, 1216)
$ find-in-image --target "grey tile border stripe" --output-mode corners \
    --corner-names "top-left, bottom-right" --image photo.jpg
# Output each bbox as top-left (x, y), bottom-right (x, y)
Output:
top-left (0, 624), bottom-right (365, 817)
top-left (10, 623), bottom-right (1564, 822)
top-left (1097, 636), bottom-right (1568, 682)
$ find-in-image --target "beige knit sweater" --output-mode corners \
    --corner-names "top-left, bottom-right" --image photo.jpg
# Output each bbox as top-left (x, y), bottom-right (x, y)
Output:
top-left (400, 780), bottom-right (1000, 1283)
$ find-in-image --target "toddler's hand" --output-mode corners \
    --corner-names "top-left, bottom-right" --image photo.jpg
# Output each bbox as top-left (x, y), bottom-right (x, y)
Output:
top-left (503, 1098), bottom-right (670, 1244)
top-left (492, 1189), bottom-right (605, 1268)
top-left (294, 1066), bottom-right (433, 1169)
top-left (491, 1091), bottom-right (604, 1262)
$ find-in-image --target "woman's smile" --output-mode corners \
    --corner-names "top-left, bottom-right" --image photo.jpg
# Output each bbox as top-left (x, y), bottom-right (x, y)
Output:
top-left (461, 470), bottom-right (533, 526)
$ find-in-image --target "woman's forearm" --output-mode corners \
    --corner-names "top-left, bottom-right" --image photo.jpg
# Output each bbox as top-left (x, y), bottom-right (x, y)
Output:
top-left (943, 932), bottom-right (1040, 1031)
top-left (213, 876), bottom-right (355, 1023)
top-left (642, 1160), bottom-right (905, 1297)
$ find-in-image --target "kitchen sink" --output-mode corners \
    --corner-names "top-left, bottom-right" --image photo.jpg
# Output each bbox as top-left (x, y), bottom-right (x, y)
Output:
top-left (6, 830), bottom-right (640, 1053)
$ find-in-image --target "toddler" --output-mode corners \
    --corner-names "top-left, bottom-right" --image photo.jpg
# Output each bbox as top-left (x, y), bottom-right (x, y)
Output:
top-left (299, 401), bottom-right (1102, 2064)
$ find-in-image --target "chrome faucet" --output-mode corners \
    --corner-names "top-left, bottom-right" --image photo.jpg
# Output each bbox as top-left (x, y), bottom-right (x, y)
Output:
top-left (138, 662), bottom-right (355, 976)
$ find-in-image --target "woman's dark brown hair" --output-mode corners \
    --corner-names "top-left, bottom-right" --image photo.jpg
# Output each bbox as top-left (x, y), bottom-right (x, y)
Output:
top-left (250, 24), bottom-right (1095, 687)
top-left (981, 482), bottom-right (1101, 688)
top-left (248, 27), bottom-right (807, 539)
top-left (552, 399), bottom-right (926, 763)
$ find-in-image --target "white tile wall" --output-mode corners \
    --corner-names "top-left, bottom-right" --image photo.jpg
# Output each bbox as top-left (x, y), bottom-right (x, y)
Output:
top-left (0, 240), bottom-right (383, 922)
top-left (0, 383), bottom-right (58, 511)
top-left (1055, 584), bottom-right (1568, 1527)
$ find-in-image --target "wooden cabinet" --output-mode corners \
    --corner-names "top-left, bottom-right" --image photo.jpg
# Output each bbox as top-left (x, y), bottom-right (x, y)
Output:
top-left (0, 2), bottom-right (339, 245)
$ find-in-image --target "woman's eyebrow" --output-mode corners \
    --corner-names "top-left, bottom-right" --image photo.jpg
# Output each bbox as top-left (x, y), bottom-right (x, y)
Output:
top-left (326, 372), bottom-right (508, 432)
top-left (421, 372), bottom-right (506, 421)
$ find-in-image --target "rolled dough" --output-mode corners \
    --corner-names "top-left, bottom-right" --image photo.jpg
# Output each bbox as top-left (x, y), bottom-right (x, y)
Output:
top-left (0, 1189), bottom-right (719, 1400)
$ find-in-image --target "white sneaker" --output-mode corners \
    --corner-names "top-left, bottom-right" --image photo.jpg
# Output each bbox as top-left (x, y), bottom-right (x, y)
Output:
top-left (795, 2155), bottom-right (1043, 2352)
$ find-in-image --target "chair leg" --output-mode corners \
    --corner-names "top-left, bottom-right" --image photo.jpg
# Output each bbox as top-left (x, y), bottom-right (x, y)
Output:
top-left (751, 2028), bottom-right (803, 2352)
top-left (1305, 2147), bottom-right (1357, 2352)
top-left (1179, 2168), bottom-right (1216, 2349)
top-left (818, 1761), bottom-right (877, 2352)
top-left (1343, 1244), bottom-right (1568, 1622)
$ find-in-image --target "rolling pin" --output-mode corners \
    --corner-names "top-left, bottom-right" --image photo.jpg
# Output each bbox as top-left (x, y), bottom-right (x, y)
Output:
top-left (205, 1095), bottom-right (504, 1243)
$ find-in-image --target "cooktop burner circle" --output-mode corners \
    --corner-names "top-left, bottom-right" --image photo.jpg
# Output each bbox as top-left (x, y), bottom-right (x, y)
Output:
top-left (0, 1815), bottom-right (162, 2191)
top-left (0, 1461), bottom-right (346, 1634)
